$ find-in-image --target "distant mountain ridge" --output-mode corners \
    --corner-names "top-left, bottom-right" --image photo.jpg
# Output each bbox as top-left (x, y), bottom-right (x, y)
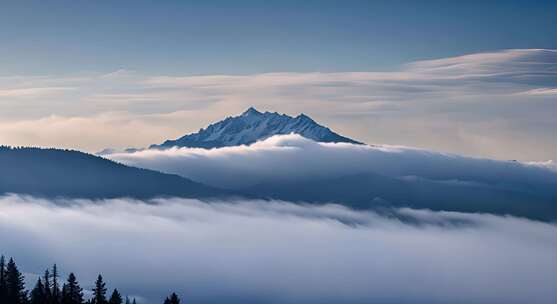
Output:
top-left (0, 146), bottom-right (230, 199)
top-left (150, 107), bottom-right (361, 149)
top-left (242, 172), bottom-right (557, 222)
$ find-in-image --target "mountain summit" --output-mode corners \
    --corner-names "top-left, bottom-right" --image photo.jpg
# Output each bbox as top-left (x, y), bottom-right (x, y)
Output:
top-left (151, 107), bottom-right (361, 149)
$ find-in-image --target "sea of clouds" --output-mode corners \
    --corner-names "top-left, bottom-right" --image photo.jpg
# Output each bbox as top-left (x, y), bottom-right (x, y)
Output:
top-left (108, 134), bottom-right (557, 190)
top-left (1, 194), bottom-right (555, 304)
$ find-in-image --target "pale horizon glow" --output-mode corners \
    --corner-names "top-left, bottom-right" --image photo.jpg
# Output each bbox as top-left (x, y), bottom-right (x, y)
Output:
top-left (0, 48), bottom-right (556, 161)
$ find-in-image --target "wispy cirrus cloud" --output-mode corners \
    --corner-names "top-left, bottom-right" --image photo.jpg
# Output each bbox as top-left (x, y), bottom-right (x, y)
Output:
top-left (406, 49), bottom-right (557, 78)
top-left (0, 49), bottom-right (556, 160)
top-left (0, 87), bottom-right (74, 98)
top-left (517, 87), bottom-right (557, 95)
top-left (0, 112), bottom-right (180, 150)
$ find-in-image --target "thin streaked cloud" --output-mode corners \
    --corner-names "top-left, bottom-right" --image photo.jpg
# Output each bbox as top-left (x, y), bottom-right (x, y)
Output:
top-left (0, 49), bottom-right (555, 160)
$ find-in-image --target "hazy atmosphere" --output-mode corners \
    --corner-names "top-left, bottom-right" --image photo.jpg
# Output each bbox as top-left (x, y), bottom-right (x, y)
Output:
top-left (1, 195), bottom-right (556, 304)
top-left (2, 48), bottom-right (557, 160)
top-left (1, 1), bottom-right (556, 304)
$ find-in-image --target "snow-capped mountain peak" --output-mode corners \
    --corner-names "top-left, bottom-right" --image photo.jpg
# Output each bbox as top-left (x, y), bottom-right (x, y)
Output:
top-left (242, 106), bottom-right (261, 116)
top-left (150, 108), bottom-right (361, 149)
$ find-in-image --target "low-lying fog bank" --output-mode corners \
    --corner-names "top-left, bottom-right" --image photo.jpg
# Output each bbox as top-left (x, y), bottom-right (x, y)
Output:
top-left (1, 194), bottom-right (555, 304)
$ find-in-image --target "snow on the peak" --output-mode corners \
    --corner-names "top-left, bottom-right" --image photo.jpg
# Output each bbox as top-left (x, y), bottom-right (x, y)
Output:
top-left (150, 108), bottom-right (361, 149)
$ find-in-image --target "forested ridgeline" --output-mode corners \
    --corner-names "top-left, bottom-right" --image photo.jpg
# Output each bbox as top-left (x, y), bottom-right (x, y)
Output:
top-left (0, 256), bottom-right (181, 304)
top-left (0, 146), bottom-right (226, 199)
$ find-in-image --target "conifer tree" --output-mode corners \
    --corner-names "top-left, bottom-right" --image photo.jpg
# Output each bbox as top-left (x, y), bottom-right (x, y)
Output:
top-left (169, 293), bottom-right (180, 304)
top-left (108, 289), bottom-right (122, 304)
top-left (30, 278), bottom-right (47, 304)
top-left (62, 273), bottom-right (83, 304)
top-left (163, 293), bottom-right (180, 304)
top-left (52, 264), bottom-right (60, 304)
top-left (61, 284), bottom-right (68, 304)
top-left (91, 275), bottom-right (107, 304)
top-left (0, 256), bottom-right (7, 303)
top-left (5, 258), bottom-right (27, 304)
top-left (0, 257), bottom-right (187, 304)
top-left (44, 269), bottom-right (52, 303)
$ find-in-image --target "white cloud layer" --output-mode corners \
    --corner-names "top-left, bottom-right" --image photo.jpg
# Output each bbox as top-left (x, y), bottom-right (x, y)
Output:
top-left (0, 49), bottom-right (556, 160)
top-left (108, 134), bottom-right (557, 190)
top-left (0, 195), bottom-right (555, 304)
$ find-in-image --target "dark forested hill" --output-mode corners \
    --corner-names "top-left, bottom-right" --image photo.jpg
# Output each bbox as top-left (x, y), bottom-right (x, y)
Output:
top-left (0, 146), bottom-right (229, 199)
top-left (243, 172), bottom-right (557, 221)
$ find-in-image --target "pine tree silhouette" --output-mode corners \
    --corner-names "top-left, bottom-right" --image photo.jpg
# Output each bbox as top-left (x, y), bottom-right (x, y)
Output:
top-left (108, 289), bottom-right (122, 304)
top-left (92, 275), bottom-right (107, 304)
top-left (0, 256), bottom-right (7, 303)
top-left (172, 293), bottom-right (181, 304)
top-left (61, 273), bottom-right (84, 304)
top-left (61, 283), bottom-right (68, 303)
top-left (164, 293), bottom-right (180, 304)
top-left (5, 258), bottom-right (27, 304)
top-left (52, 264), bottom-right (61, 304)
top-left (30, 278), bottom-right (47, 304)
top-left (44, 269), bottom-right (53, 303)
top-left (0, 255), bottom-right (186, 304)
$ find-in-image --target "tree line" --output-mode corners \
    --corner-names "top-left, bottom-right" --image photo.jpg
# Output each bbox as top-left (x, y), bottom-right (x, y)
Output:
top-left (0, 256), bottom-right (181, 304)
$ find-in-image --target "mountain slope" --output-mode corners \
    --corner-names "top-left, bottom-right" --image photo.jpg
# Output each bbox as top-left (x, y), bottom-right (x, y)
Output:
top-left (151, 107), bottom-right (361, 149)
top-left (243, 173), bottom-right (557, 221)
top-left (0, 146), bottom-right (229, 199)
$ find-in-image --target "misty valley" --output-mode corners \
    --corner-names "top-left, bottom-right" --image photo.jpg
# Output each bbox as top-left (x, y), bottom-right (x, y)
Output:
top-left (1, 108), bottom-right (556, 303)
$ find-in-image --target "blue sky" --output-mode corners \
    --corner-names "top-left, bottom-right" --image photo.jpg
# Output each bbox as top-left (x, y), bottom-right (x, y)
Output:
top-left (1, 0), bottom-right (556, 75)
